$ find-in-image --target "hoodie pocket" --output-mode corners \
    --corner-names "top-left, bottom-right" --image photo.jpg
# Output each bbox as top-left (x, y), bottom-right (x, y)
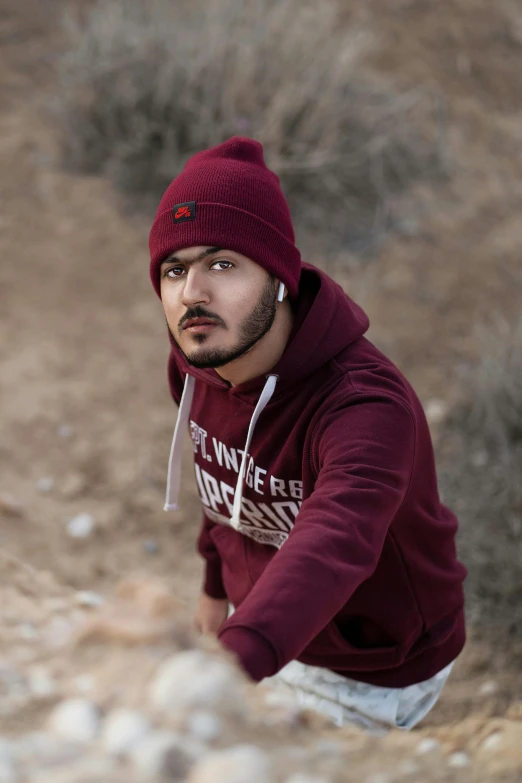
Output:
top-left (299, 619), bottom-right (403, 672)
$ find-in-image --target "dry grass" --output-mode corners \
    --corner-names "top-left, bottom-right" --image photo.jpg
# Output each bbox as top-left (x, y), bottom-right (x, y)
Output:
top-left (439, 315), bottom-right (522, 635)
top-left (55, 0), bottom-right (447, 258)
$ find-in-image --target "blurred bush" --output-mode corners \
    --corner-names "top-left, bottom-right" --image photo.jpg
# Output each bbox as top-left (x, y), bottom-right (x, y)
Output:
top-left (55, 0), bottom-right (446, 257)
top-left (439, 316), bottom-right (522, 635)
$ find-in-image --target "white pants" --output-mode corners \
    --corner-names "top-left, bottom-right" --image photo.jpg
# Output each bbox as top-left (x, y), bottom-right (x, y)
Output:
top-left (262, 658), bottom-right (455, 733)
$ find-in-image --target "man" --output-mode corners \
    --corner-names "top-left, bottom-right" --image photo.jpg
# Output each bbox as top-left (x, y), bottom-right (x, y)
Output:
top-left (148, 137), bottom-right (467, 731)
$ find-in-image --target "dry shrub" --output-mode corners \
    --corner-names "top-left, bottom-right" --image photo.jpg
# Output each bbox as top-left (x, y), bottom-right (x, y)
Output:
top-left (55, 0), bottom-right (446, 257)
top-left (439, 316), bottom-right (522, 636)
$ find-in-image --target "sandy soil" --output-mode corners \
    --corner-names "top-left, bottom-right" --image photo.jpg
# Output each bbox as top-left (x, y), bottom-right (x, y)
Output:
top-left (1, 1), bottom-right (522, 780)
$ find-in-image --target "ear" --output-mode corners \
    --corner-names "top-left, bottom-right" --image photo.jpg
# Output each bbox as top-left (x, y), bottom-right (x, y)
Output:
top-left (277, 281), bottom-right (286, 302)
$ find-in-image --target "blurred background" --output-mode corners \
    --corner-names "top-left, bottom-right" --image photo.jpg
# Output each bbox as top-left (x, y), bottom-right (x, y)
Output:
top-left (1, 0), bottom-right (522, 741)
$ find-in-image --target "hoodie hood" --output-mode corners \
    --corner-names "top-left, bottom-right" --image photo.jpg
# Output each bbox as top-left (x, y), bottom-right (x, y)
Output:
top-left (167, 262), bottom-right (370, 398)
top-left (162, 262), bottom-right (370, 522)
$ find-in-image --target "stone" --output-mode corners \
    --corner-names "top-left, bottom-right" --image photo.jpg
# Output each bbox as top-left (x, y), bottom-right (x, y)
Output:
top-left (424, 399), bottom-right (448, 425)
top-left (129, 731), bottom-right (200, 779)
top-left (186, 711), bottom-right (222, 743)
top-left (74, 675), bottom-right (95, 694)
top-left (285, 776), bottom-right (330, 783)
top-left (102, 708), bottom-right (151, 756)
top-left (27, 667), bottom-right (57, 699)
top-left (479, 681), bottom-right (498, 696)
top-left (447, 752), bottom-right (470, 768)
top-left (0, 666), bottom-right (26, 698)
top-left (18, 622), bottom-right (39, 640)
top-left (0, 492), bottom-right (23, 518)
top-left (149, 650), bottom-right (246, 717)
top-left (66, 513), bottom-right (95, 539)
top-left (57, 424), bottom-right (73, 438)
top-left (398, 760), bottom-right (420, 775)
top-left (471, 450), bottom-right (488, 468)
top-left (45, 597), bottom-right (69, 613)
top-left (75, 591), bottom-right (104, 608)
top-left (416, 738), bottom-right (440, 754)
top-left (47, 699), bottom-right (100, 743)
top-left (37, 477), bottom-right (54, 493)
top-left (43, 617), bottom-right (75, 648)
top-left (29, 756), bottom-right (117, 783)
top-left (60, 474), bottom-right (87, 499)
top-left (480, 731), bottom-right (503, 751)
top-left (0, 739), bottom-right (18, 783)
top-left (13, 732), bottom-right (85, 768)
top-left (143, 539), bottom-right (159, 554)
top-left (189, 745), bottom-right (274, 783)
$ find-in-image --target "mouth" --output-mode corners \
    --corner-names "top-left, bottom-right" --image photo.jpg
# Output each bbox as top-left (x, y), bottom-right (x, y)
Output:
top-left (182, 317), bottom-right (220, 334)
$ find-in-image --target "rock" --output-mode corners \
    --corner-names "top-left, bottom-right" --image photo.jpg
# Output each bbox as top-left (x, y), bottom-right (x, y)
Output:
top-left (102, 708), bottom-right (151, 756)
top-left (143, 539), bottom-right (159, 554)
top-left (66, 513), bottom-right (95, 539)
top-left (0, 739), bottom-right (18, 783)
top-left (365, 775), bottom-right (390, 783)
top-left (57, 424), bottom-right (73, 438)
top-left (479, 681), bottom-right (498, 696)
top-left (189, 745), bottom-right (274, 783)
top-left (45, 597), bottom-right (69, 613)
top-left (0, 492), bottom-right (23, 518)
top-left (0, 666), bottom-right (27, 699)
top-left (471, 450), bottom-right (488, 468)
top-left (37, 477), bottom-right (54, 493)
top-left (30, 756), bottom-right (117, 783)
top-left (424, 399), bottom-right (447, 425)
top-left (262, 687), bottom-right (302, 725)
top-left (47, 699), bottom-right (100, 743)
top-left (129, 730), bottom-right (201, 779)
top-left (285, 776), bottom-right (330, 783)
top-left (75, 591), bottom-right (104, 608)
top-left (416, 738), bottom-right (440, 754)
top-left (149, 650), bottom-right (246, 717)
top-left (311, 739), bottom-right (344, 757)
top-left (74, 675), bottom-right (95, 694)
top-left (27, 667), bottom-right (57, 699)
top-left (480, 732), bottom-right (502, 751)
top-left (13, 732), bottom-right (85, 768)
top-left (43, 617), bottom-right (75, 648)
top-left (398, 759), bottom-right (420, 775)
top-left (447, 752), bottom-right (470, 768)
top-left (60, 474), bottom-right (87, 499)
top-left (18, 622), bottom-right (39, 640)
top-left (186, 711), bottom-right (222, 743)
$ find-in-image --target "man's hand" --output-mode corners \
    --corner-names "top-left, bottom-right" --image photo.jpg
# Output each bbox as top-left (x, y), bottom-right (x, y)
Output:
top-left (194, 593), bottom-right (229, 636)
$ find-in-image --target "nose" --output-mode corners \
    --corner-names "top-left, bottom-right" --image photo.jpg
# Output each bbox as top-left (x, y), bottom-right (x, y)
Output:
top-left (181, 265), bottom-right (211, 307)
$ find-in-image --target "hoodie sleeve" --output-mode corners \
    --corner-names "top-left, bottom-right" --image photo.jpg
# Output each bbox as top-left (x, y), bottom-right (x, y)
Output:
top-left (168, 349), bottom-right (227, 600)
top-left (217, 395), bottom-right (416, 681)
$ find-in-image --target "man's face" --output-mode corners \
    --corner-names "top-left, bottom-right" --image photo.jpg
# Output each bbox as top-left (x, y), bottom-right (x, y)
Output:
top-left (160, 246), bottom-right (277, 369)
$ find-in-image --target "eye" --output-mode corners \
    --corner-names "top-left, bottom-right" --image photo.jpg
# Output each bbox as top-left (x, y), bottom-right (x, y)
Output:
top-left (211, 260), bottom-right (234, 271)
top-left (163, 266), bottom-right (185, 278)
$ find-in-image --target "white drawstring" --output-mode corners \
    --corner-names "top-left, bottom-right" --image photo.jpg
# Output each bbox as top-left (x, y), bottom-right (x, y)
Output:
top-left (230, 374), bottom-right (279, 530)
top-left (163, 372), bottom-right (279, 526)
top-left (164, 374), bottom-right (195, 511)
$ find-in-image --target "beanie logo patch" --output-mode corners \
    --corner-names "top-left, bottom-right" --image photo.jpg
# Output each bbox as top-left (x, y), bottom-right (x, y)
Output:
top-left (172, 201), bottom-right (196, 223)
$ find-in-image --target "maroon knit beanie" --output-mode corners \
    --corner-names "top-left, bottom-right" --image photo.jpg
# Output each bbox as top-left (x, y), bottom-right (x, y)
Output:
top-left (149, 137), bottom-right (301, 299)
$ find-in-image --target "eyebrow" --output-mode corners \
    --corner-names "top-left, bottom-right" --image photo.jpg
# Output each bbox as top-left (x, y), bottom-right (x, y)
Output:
top-left (160, 246), bottom-right (224, 267)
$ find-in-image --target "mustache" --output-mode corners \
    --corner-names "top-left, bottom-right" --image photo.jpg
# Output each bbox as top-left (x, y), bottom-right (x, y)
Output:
top-left (178, 305), bottom-right (227, 331)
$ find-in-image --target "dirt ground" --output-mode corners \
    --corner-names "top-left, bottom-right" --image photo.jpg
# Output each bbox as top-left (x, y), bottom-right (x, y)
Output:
top-left (1, 1), bottom-right (522, 780)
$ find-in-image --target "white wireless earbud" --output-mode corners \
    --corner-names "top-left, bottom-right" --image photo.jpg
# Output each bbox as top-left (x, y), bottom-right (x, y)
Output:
top-left (277, 281), bottom-right (285, 302)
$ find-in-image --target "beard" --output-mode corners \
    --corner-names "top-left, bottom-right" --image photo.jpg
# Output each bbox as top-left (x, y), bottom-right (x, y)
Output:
top-left (171, 276), bottom-right (277, 369)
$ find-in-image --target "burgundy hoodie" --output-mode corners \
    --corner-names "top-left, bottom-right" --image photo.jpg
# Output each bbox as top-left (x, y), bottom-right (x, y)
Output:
top-left (165, 264), bottom-right (467, 687)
